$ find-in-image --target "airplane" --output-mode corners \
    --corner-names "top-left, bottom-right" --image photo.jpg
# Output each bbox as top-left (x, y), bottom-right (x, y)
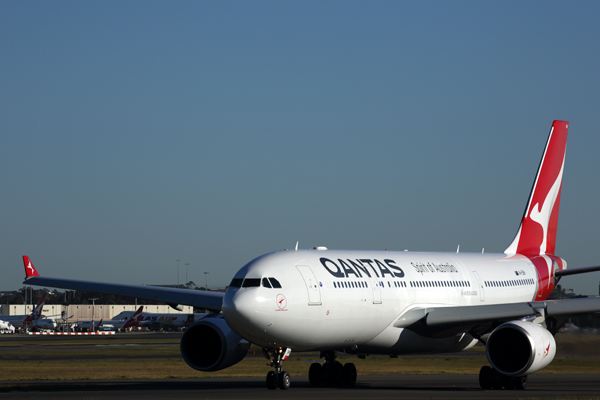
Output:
top-left (1, 295), bottom-right (47, 329)
top-left (74, 318), bottom-right (104, 332)
top-left (28, 317), bottom-right (57, 331)
top-left (110, 308), bottom-right (203, 331)
top-left (108, 306), bottom-right (145, 331)
top-left (21, 120), bottom-right (600, 391)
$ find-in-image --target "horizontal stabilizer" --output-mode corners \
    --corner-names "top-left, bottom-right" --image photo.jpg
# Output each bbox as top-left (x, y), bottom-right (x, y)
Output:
top-left (555, 265), bottom-right (600, 277)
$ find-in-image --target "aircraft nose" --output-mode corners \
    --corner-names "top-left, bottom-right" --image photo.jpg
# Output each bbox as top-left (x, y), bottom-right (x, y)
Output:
top-left (223, 288), bottom-right (268, 341)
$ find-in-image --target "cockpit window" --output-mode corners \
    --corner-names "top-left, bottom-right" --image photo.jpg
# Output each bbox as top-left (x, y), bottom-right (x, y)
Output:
top-left (269, 278), bottom-right (282, 288)
top-left (242, 278), bottom-right (261, 288)
top-left (261, 278), bottom-right (272, 288)
top-left (229, 278), bottom-right (243, 288)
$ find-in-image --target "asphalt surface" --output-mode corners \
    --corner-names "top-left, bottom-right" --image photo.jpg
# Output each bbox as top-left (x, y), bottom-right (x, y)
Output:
top-left (2, 332), bottom-right (599, 399)
top-left (2, 374), bottom-right (599, 399)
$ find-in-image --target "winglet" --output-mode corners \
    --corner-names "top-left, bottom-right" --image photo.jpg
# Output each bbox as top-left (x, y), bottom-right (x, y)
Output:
top-left (23, 256), bottom-right (40, 278)
top-left (505, 120), bottom-right (569, 256)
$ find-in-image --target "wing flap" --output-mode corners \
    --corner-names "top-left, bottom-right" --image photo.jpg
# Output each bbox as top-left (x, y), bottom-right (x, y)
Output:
top-left (397, 297), bottom-right (600, 338)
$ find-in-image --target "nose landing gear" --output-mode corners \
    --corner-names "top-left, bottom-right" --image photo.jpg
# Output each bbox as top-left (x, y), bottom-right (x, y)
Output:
top-left (263, 347), bottom-right (292, 390)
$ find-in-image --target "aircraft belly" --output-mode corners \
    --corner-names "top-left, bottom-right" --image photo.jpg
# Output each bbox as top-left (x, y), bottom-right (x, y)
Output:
top-left (356, 326), bottom-right (477, 355)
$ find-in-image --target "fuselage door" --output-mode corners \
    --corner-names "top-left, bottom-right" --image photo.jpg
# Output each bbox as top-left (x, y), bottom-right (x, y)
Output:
top-left (472, 271), bottom-right (485, 302)
top-left (296, 265), bottom-right (322, 305)
top-left (371, 279), bottom-right (382, 304)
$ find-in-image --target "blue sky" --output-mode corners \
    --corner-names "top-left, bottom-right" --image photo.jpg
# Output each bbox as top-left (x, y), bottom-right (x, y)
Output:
top-left (2, 1), bottom-right (600, 295)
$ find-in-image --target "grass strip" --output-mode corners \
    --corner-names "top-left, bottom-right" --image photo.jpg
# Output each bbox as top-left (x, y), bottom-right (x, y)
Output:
top-left (1, 357), bottom-right (600, 381)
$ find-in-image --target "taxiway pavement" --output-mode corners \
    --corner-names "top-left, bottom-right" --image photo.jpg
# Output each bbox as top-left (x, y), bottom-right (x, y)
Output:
top-left (2, 374), bottom-right (599, 399)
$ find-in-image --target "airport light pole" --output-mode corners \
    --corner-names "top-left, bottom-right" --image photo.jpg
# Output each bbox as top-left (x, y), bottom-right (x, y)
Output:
top-left (204, 272), bottom-right (210, 291)
top-left (177, 259), bottom-right (181, 288)
top-left (185, 263), bottom-right (190, 287)
top-left (88, 298), bottom-right (98, 331)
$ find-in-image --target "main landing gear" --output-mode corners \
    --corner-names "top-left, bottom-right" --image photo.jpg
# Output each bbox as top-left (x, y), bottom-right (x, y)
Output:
top-left (264, 347), bottom-right (292, 390)
top-left (479, 366), bottom-right (527, 390)
top-left (308, 351), bottom-right (357, 387)
top-left (263, 348), bottom-right (357, 390)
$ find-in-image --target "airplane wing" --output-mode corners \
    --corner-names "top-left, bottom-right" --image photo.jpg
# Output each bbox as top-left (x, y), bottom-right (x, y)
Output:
top-left (22, 256), bottom-right (224, 313)
top-left (395, 297), bottom-right (600, 338)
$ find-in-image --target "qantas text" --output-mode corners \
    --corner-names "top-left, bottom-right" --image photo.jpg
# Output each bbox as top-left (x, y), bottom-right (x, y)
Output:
top-left (320, 258), bottom-right (404, 279)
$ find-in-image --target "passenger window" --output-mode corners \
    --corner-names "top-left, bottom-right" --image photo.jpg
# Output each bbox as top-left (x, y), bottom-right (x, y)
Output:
top-left (242, 278), bottom-right (260, 288)
top-left (262, 278), bottom-right (272, 288)
top-left (229, 278), bottom-right (243, 288)
top-left (269, 278), bottom-right (282, 288)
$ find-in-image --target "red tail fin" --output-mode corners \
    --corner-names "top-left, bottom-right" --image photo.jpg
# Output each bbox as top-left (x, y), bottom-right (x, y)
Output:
top-left (505, 120), bottom-right (569, 256)
top-left (123, 306), bottom-right (144, 329)
top-left (23, 256), bottom-right (40, 278)
top-left (34, 295), bottom-right (46, 319)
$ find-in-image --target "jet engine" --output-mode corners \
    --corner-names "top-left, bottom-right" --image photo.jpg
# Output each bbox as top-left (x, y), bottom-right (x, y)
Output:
top-left (486, 320), bottom-right (556, 376)
top-left (180, 316), bottom-right (250, 372)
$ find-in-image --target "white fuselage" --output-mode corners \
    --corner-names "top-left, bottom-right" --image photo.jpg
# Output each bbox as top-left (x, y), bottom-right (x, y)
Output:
top-left (223, 249), bottom-right (544, 354)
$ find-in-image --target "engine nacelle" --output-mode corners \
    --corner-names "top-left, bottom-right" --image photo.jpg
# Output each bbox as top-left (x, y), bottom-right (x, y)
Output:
top-left (486, 320), bottom-right (556, 376)
top-left (180, 316), bottom-right (250, 372)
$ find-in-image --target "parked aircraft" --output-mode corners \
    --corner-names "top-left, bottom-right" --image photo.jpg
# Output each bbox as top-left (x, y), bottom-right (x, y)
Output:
top-left (1, 295), bottom-right (47, 329)
top-left (111, 309), bottom-right (203, 331)
top-left (22, 121), bottom-right (600, 391)
top-left (28, 317), bottom-right (57, 331)
top-left (74, 319), bottom-right (103, 332)
top-left (108, 306), bottom-right (144, 331)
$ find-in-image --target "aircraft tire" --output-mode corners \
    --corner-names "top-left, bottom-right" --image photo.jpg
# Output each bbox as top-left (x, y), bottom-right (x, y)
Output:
top-left (279, 371), bottom-right (291, 390)
top-left (515, 376), bottom-right (527, 390)
top-left (343, 363), bottom-right (357, 386)
top-left (503, 375), bottom-right (515, 390)
top-left (491, 369), bottom-right (504, 390)
top-left (331, 361), bottom-right (344, 386)
top-left (308, 363), bottom-right (322, 387)
top-left (266, 371), bottom-right (276, 390)
top-left (321, 363), bottom-right (332, 386)
top-left (478, 366), bottom-right (494, 389)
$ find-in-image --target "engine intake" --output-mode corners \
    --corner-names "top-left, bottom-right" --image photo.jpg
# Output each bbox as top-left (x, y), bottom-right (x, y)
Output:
top-left (486, 320), bottom-right (555, 376)
top-left (180, 316), bottom-right (250, 372)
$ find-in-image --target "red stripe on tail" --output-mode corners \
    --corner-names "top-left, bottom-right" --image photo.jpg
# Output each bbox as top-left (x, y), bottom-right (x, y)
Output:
top-left (505, 121), bottom-right (569, 256)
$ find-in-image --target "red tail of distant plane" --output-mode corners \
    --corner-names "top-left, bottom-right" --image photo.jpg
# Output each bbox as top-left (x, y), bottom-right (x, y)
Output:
top-left (123, 306), bottom-right (144, 329)
top-left (505, 120), bottom-right (569, 256)
top-left (23, 295), bottom-right (46, 324)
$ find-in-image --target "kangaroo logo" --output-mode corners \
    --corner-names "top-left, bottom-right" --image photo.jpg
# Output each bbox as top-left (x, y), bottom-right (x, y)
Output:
top-left (276, 294), bottom-right (287, 311)
top-left (543, 342), bottom-right (551, 359)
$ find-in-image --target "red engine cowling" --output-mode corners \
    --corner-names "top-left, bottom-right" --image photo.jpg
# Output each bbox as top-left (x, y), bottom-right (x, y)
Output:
top-left (180, 316), bottom-right (250, 372)
top-left (486, 320), bottom-right (556, 376)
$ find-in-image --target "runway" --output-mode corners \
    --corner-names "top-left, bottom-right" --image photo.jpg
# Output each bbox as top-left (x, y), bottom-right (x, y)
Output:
top-left (2, 374), bottom-right (599, 399)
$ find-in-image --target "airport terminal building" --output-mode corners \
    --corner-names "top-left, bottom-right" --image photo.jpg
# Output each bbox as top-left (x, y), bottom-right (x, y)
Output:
top-left (0, 304), bottom-right (194, 322)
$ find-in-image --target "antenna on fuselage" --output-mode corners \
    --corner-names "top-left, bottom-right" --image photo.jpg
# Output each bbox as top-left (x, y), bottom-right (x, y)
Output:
top-left (456, 245), bottom-right (460, 253)
top-left (482, 248), bottom-right (485, 253)
top-left (295, 241), bottom-right (298, 251)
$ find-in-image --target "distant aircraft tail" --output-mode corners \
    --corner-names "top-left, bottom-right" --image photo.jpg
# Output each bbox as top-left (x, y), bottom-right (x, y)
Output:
top-left (23, 294), bottom-right (46, 324)
top-left (505, 120), bottom-right (569, 256)
top-left (34, 295), bottom-right (46, 319)
top-left (123, 306), bottom-right (144, 329)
